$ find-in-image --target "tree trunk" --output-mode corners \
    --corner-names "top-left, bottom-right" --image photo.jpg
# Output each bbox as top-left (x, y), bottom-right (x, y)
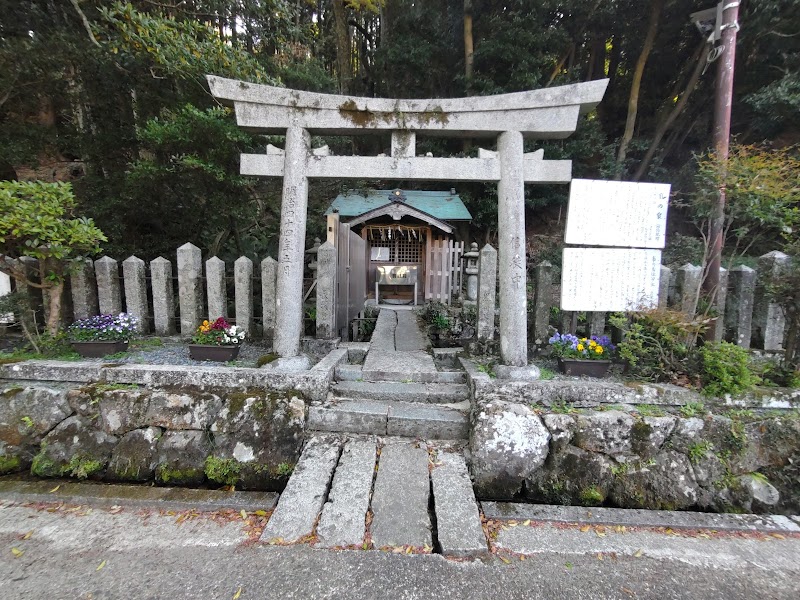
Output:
top-left (633, 40), bottom-right (708, 181)
top-left (333, 1), bottom-right (352, 94)
top-left (614, 0), bottom-right (664, 180)
top-left (464, 0), bottom-right (474, 82)
top-left (45, 281), bottom-right (63, 336)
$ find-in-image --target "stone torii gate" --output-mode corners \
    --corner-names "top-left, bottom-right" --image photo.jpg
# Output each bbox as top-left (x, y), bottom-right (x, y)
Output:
top-left (208, 75), bottom-right (608, 366)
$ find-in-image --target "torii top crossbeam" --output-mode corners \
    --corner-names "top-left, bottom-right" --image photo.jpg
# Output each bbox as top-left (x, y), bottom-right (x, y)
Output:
top-left (207, 75), bottom-right (608, 138)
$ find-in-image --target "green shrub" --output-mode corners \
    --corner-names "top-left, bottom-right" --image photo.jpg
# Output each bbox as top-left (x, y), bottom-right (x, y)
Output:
top-left (608, 309), bottom-right (708, 383)
top-left (700, 342), bottom-right (755, 397)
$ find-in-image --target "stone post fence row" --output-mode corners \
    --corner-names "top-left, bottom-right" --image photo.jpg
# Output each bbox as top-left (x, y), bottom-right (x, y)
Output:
top-left (0, 243), bottom-right (790, 351)
top-left (474, 246), bottom-right (790, 352)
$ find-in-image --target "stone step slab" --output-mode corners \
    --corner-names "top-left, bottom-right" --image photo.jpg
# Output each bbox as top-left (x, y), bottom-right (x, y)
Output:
top-left (316, 439), bottom-right (377, 548)
top-left (309, 399), bottom-right (389, 435)
top-left (334, 364), bottom-right (363, 381)
top-left (430, 452), bottom-right (489, 557)
top-left (388, 403), bottom-right (469, 440)
top-left (308, 398), bottom-right (469, 439)
top-left (370, 443), bottom-right (432, 548)
top-left (260, 435), bottom-right (342, 543)
top-left (330, 380), bottom-right (469, 404)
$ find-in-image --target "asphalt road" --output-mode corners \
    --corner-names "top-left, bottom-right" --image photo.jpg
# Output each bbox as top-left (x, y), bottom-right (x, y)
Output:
top-left (1, 501), bottom-right (798, 600)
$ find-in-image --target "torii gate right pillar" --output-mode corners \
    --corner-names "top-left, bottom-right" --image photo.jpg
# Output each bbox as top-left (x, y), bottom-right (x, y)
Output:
top-left (497, 131), bottom-right (527, 366)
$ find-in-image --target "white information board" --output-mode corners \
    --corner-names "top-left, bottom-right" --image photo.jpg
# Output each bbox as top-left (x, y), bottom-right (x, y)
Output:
top-left (561, 248), bottom-right (662, 311)
top-left (0, 271), bottom-right (13, 324)
top-left (565, 179), bottom-right (670, 249)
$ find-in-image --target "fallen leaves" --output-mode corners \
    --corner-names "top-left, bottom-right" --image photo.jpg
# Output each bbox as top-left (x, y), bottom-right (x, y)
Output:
top-left (232, 586), bottom-right (243, 599)
top-left (49, 485), bottom-right (60, 493)
top-left (20, 530), bottom-right (34, 541)
top-left (11, 547), bottom-right (24, 558)
top-left (96, 560), bottom-right (106, 571)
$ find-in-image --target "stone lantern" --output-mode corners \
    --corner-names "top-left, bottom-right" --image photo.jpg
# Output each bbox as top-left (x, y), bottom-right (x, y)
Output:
top-left (463, 242), bottom-right (480, 304)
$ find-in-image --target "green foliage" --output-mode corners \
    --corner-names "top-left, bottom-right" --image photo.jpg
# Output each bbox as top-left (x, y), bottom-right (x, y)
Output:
top-left (634, 404), bottom-right (665, 418)
top-left (662, 234), bottom-right (705, 269)
top-left (538, 367), bottom-right (556, 380)
top-left (687, 441), bottom-right (713, 464)
top-left (65, 455), bottom-right (102, 480)
top-left (550, 399), bottom-right (579, 415)
top-left (699, 342), bottom-right (755, 398)
top-left (97, 2), bottom-right (273, 84)
top-left (608, 310), bottom-right (707, 384)
top-left (579, 485), bottom-right (605, 506)
top-left (0, 181), bottom-right (106, 276)
top-left (273, 462), bottom-right (295, 477)
top-left (689, 144), bottom-right (800, 259)
top-left (204, 455), bottom-right (241, 487)
top-left (115, 104), bottom-right (269, 259)
top-left (679, 402), bottom-right (705, 418)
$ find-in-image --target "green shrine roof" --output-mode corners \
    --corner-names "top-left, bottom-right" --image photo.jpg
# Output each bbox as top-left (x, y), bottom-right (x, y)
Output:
top-left (325, 189), bottom-right (472, 222)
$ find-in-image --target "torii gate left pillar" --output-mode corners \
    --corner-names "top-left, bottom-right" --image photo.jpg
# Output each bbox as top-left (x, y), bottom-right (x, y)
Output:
top-left (274, 126), bottom-right (311, 356)
top-left (207, 75), bottom-right (608, 364)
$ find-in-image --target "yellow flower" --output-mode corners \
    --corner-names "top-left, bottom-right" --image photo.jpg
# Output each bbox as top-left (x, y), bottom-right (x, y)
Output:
top-left (595, 346), bottom-right (603, 354)
top-left (577, 344), bottom-right (585, 351)
top-left (589, 340), bottom-right (597, 348)
top-left (580, 337), bottom-right (587, 342)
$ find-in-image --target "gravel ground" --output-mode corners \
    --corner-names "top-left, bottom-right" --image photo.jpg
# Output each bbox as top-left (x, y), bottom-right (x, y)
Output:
top-left (73, 339), bottom-right (273, 368)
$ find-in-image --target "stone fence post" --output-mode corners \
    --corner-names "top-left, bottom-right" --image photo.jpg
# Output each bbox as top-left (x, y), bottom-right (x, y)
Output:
top-left (70, 258), bottom-right (98, 321)
top-left (94, 256), bottom-right (122, 315)
top-left (725, 265), bottom-right (755, 348)
top-left (122, 256), bottom-right (149, 333)
top-left (234, 256), bottom-right (254, 335)
top-left (261, 257), bottom-right (277, 345)
top-left (476, 244), bottom-right (497, 342)
top-left (753, 251), bottom-right (788, 350)
top-left (150, 257), bottom-right (175, 336)
top-left (315, 241), bottom-right (337, 339)
top-left (177, 243), bottom-right (203, 337)
top-left (532, 261), bottom-right (552, 345)
top-left (674, 263), bottom-right (702, 314)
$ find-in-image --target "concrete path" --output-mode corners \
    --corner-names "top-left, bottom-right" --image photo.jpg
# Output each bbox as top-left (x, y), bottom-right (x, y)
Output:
top-left (2, 497), bottom-right (799, 599)
top-left (260, 435), bottom-right (488, 557)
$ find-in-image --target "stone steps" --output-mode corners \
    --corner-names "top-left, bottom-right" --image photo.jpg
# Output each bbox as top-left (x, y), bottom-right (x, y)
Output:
top-left (330, 380), bottom-right (469, 404)
top-left (308, 397), bottom-right (470, 439)
top-left (334, 363), bottom-right (466, 384)
top-left (261, 437), bottom-right (488, 557)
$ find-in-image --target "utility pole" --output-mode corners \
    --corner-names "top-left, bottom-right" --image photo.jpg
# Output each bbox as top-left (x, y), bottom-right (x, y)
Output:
top-left (704, 1), bottom-right (740, 338)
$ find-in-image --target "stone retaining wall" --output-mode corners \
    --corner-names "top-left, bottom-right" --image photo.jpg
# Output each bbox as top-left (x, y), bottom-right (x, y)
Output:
top-left (0, 382), bottom-right (305, 491)
top-left (470, 399), bottom-right (800, 514)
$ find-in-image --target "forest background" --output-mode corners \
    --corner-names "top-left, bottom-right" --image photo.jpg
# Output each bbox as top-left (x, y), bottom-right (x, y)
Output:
top-left (1, 0), bottom-right (798, 268)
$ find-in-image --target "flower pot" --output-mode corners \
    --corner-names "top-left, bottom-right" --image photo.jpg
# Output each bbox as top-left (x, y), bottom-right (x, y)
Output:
top-left (70, 341), bottom-right (129, 358)
top-left (188, 344), bottom-right (241, 362)
top-left (557, 357), bottom-right (611, 378)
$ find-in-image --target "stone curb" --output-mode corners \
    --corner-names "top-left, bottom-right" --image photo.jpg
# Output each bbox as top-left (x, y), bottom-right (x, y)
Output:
top-left (482, 502), bottom-right (800, 533)
top-left (0, 348), bottom-right (349, 402)
top-left (460, 358), bottom-right (800, 409)
top-left (0, 478), bottom-right (278, 512)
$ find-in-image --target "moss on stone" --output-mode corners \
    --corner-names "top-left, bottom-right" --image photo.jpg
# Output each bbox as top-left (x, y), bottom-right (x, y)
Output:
top-left (1, 386), bottom-right (24, 397)
top-left (256, 353), bottom-right (279, 367)
top-left (155, 465), bottom-right (204, 485)
top-left (204, 455), bottom-right (241, 486)
top-left (64, 455), bottom-right (102, 480)
top-left (579, 485), bottom-right (605, 506)
top-left (31, 447), bottom-right (59, 478)
top-left (0, 455), bottom-right (21, 474)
